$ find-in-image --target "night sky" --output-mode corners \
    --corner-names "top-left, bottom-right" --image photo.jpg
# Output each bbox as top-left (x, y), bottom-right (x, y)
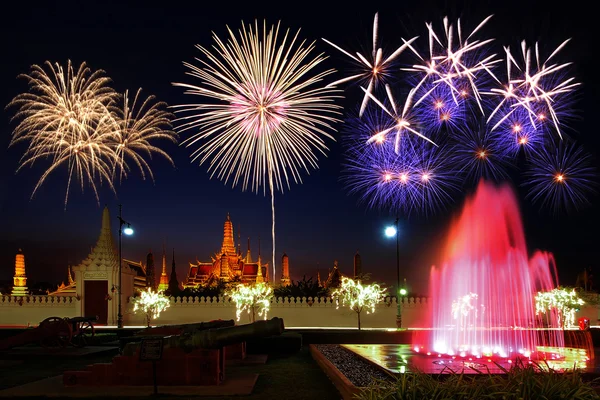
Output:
top-left (0, 0), bottom-right (597, 295)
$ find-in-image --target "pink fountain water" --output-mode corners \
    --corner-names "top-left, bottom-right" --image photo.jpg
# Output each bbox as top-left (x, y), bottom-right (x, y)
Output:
top-left (423, 180), bottom-right (564, 359)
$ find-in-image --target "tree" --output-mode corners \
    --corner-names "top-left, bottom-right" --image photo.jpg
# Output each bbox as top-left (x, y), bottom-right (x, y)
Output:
top-left (132, 288), bottom-right (171, 327)
top-left (226, 282), bottom-right (273, 322)
top-left (331, 277), bottom-right (387, 330)
top-left (535, 287), bottom-right (585, 328)
top-left (274, 275), bottom-right (329, 298)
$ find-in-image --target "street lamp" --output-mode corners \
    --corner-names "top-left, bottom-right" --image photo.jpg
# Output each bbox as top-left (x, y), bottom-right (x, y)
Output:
top-left (385, 217), bottom-right (402, 328)
top-left (117, 204), bottom-right (133, 329)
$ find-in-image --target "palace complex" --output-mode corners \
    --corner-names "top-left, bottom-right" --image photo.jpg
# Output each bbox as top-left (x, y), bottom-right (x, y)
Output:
top-left (184, 214), bottom-right (291, 287)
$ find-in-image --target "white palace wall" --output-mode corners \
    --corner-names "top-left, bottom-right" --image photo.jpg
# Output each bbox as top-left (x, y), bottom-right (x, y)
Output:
top-left (0, 295), bottom-right (431, 328)
top-left (0, 296), bottom-right (79, 326)
top-left (123, 296), bottom-right (432, 328)
top-left (1, 295), bottom-right (598, 329)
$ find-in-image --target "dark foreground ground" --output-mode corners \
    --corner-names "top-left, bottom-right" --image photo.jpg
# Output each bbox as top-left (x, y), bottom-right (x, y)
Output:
top-left (0, 346), bottom-right (341, 400)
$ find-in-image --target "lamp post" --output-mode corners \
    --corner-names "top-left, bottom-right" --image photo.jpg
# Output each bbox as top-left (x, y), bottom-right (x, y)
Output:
top-left (117, 204), bottom-right (133, 329)
top-left (385, 217), bottom-right (402, 328)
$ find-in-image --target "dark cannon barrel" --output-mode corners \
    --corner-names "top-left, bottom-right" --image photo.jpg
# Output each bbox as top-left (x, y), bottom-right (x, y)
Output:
top-left (135, 319), bottom-right (235, 337)
top-left (123, 317), bottom-right (284, 355)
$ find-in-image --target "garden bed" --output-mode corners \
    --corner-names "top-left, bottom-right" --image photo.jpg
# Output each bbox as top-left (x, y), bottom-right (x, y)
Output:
top-left (312, 344), bottom-right (600, 400)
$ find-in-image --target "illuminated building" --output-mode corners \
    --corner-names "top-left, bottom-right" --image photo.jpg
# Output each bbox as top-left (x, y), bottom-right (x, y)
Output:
top-left (11, 249), bottom-right (28, 296)
top-left (184, 214), bottom-right (271, 287)
top-left (280, 253), bottom-right (291, 286)
top-left (158, 247), bottom-right (169, 292)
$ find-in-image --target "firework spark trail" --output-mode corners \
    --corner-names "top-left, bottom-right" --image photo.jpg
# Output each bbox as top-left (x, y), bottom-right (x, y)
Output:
top-left (487, 40), bottom-right (579, 139)
top-left (111, 88), bottom-right (178, 183)
top-left (323, 12), bottom-right (418, 117)
top-left (7, 61), bottom-right (177, 207)
top-left (523, 141), bottom-right (596, 213)
top-left (173, 20), bottom-right (342, 281)
top-left (404, 15), bottom-right (500, 115)
top-left (363, 85), bottom-right (437, 152)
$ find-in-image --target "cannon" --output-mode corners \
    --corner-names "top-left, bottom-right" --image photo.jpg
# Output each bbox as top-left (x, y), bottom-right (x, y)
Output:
top-left (134, 319), bottom-right (235, 336)
top-left (64, 317), bottom-right (285, 387)
top-left (0, 316), bottom-right (97, 350)
top-left (119, 319), bottom-right (236, 354)
top-left (123, 317), bottom-right (283, 355)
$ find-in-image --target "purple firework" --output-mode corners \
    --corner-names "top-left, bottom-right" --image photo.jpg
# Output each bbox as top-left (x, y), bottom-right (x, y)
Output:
top-left (342, 107), bottom-right (458, 215)
top-left (449, 120), bottom-right (513, 182)
top-left (523, 141), bottom-right (596, 213)
top-left (487, 40), bottom-right (579, 140)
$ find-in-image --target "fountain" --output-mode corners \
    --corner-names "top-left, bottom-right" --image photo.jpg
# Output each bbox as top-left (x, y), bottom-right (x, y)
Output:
top-left (424, 180), bottom-right (562, 359)
top-left (343, 181), bottom-right (592, 374)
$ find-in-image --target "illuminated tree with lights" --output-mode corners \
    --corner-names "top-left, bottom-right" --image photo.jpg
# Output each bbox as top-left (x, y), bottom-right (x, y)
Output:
top-left (332, 277), bottom-right (387, 330)
top-left (226, 282), bottom-right (273, 323)
top-left (132, 288), bottom-right (171, 327)
top-left (535, 288), bottom-right (584, 328)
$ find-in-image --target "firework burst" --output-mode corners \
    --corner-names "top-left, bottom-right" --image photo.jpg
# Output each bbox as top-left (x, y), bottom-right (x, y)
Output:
top-left (404, 15), bottom-right (500, 115)
top-left (342, 107), bottom-right (457, 215)
top-left (487, 40), bottom-right (579, 139)
top-left (173, 21), bottom-right (342, 281)
top-left (323, 13), bottom-right (418, 116)
top-left (7, 61), bottom-right (177, 207)
top-left (364, 85), bottom-right (435, 152)
top-left (8, 61), bottom-right (119, 206)
top-left (449, 120), bottom-right (512, 182)
top-left (111, 88), bottom-right (177, 183)
top-left (523, 141), bottom-right (596, 213)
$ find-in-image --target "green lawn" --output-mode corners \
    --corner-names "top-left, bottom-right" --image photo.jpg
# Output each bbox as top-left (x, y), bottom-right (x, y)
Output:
top-left (0, 347), bottom-right (341, 400)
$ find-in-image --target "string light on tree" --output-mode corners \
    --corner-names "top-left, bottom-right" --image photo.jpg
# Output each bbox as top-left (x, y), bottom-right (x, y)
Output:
top-left (535, 287), bottom-right (584, 328)
top-left (331, 277), bottom-right (387, 330)
top-left (132, 288), bottom-right (171, 327)
top-left (226, 282), bottom-right (273, 322)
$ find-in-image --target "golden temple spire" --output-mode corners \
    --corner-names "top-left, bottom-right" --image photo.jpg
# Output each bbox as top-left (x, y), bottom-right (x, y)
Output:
top-left (256, 259), bottom-right (264, 283)
top-left (12, 248), bottom-right (28, 296)
top-left (245, 237), bottom-right (252, 263)
top-left (158, 243), bottom-right (169, 292)
top-left (221, 214), bottom-right (236, 256)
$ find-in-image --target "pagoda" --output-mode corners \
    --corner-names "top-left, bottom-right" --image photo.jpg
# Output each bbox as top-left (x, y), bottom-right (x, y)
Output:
top-left (11, 249), bottom-right (28, 296)
top-left (184, 214), bottom-right (271, 288)
top-left (158, 246), bottom-right (169, 292)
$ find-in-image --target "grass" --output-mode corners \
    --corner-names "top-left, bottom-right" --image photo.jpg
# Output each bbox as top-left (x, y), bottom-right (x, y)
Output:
top-left (357, 360), bottom-right (600, 400)
top-left (0, 346), bottom-right (340, 400)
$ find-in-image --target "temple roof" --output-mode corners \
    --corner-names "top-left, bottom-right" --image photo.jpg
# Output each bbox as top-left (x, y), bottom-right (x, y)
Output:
top-left (73, 207), bottom-right (119, 272)
top-left (123, 259), bottom-right (146, 278)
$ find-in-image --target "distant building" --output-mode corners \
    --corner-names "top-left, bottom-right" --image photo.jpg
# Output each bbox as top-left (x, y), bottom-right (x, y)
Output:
top-left (11, 249), bottom-right (28, 296)
top-left (146, 251), bottom-right (155, 289)
top-left (158, 246), bottom-right (169, 292)
top-left (323, 260), bottom-right (342, 289)
top-left (184, 214), bottom-right (271, 287)
top-left (281, 253), bottom-right (291, 286)
top-left (354, 251), bottom-right (362, 279)
top-left (168, 248), bottom-right (179, 294)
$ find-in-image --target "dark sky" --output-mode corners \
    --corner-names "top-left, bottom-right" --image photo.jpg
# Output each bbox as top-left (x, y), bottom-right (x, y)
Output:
top-left (0, 0), bottom-right (597, 295)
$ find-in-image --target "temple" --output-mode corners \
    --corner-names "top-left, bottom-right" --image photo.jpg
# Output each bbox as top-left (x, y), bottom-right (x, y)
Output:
top-left (158, 246), bottom-right (169, 292)
top-left (184, 214), bottom-right (270, 287)
top-left (168, 248), bottom-right (179, 294)
top-left (11, 249), bottom-right (28, 296)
